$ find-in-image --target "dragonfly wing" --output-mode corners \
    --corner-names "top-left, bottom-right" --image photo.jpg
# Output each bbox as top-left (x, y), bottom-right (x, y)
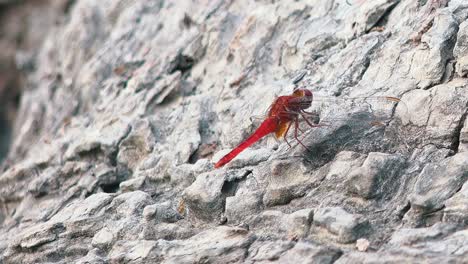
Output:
top-left (275, 120), bottom-right (292, 139)
top-left (310, 95), bottom-right (404, 127)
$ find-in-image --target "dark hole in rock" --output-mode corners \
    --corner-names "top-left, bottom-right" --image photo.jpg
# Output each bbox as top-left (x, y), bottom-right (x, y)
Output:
top-left (221, 180), bottom-right (239, 197)
top-left (449, 111), bottom-right (467, 154)
top-left (0, 115), bottom-right (11, 162)
top-left (397, 202), bottom-right (411, 220)
top-left (168, 53), bottom-right (195, 75)
top-left (0, 65), bottom-right (21, 163)
top-left (188, 143), bottom-right (217, 164)
top-left (62, 0), bottom-right (76, 15)
top-left (100, 182), bottom-right (121, 193)
top-left (182, 13), bottom-right (193, 28)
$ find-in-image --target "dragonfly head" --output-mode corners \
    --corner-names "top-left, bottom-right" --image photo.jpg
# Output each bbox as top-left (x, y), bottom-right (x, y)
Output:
top-left (292, 88), bottom-right (313, 109)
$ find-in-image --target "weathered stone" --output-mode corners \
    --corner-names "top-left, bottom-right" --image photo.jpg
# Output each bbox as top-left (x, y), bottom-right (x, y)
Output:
top-left (263, 159), bottom-right (324, 206)
top-left (282, 208), bottom-right (314, 239)
top-left (443, 180), bottom-right (468, 224)
top-left (142, 202), bottom-right (182, 223)
top-left (140, 222), bottom-right (195, 241)
top-left (459, 114), bottom-right (468, 152)
top-left (454, 20), bottom-right (468, 58)
top-left (346, 152), bottom-right (405, 199)
top-left (250, 210), bottom-right (285, 235)
top-left (335, 251), bottom-right (462, 264)
top-left (276, 242), bottom-right (342, 264)
top-left (410, 153), bottom-right (468, 212)
top-left (183, 171), bottom-right (226, 222)
top-left (91, 227), bottom-right (114, 250)
top-left (117, 119), bottom-right (155, 170)
top-left (313, 207), bottom-right (369, 243)
top-left (109, 240), bottom-right (159, 264)
top-left (397, 81), bottom-right (468, 148)
top-left (387, 223), bottom-right (457, 247)
top-left (164, 226), bottom-right (255, 263)
top-left (248, 240), bottom-right (295, 262)
top-left (225, 190), bottom-right (263, 224)
top-left (325, 151), bottom-right (367, 181)
top-left (1, 0), bottom-right (468, 263)
top-left (409, 10), bottom-right (458, 89)
top-left (109, 191), bottom-right (153, 217)
top-left (76, 248), bottom-right (108, 264)
top-left (119, 176), bottom-right (146, 192)
top-left (49, 193), bottom-right (114, 223)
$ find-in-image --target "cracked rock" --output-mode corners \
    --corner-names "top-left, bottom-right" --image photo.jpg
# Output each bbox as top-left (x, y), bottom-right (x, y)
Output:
top-left (345, 152), bottom-right (405, 199)
top-left (225, 190), bottom-right (264, 224)
top-left (276, 242), bottom-right (342, 264)
top-left (183, 171), bottom-right (226, 222)
top-left (410, 152), bottom-right (468, 212)
top-left (313, 207), bottom-right (369, 243)
top-left (263, 159), bottom-right (324, 207)
top-left (443, 180), bottom-right (468, 224)
top-left (2, 0), bottom-right (468, 263)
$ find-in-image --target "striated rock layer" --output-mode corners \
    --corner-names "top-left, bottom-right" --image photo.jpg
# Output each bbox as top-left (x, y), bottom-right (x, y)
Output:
top-left (0, 0), bottom-right (467, 263)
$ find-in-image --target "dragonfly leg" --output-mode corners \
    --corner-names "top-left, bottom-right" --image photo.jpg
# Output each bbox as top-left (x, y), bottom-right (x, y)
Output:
top-left (296, 119), bottom-right (305, 134)
top-left (283, 122), bottom-right (293, 149)
top-left (299, 112), bottom-right (324, 128)
top-left (301, 110), bottom-right (319, 116)
top-left (294, 118), bottom-right (312, 152)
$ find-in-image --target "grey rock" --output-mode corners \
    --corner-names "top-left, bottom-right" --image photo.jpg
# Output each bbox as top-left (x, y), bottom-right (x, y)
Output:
top-left (225, 190), bottom-right (264, 224)
top-left (454, 20), bottom-right (468, 58)
top-left (387, 222), bottom-right (457, 247)
top-left (313, 207), bottom-right (369, 243)
top-left (397, 81), bottom-right (468, 148)
top-left (109, 191), bottom-right (153, 217)
top-left (248, 240), bottom-right (295, 262)
top-left (324, 151), bottom-right (367, 181)
top-left (64, 119), bottom-right (131, 161)
top-left (140, 222), bottom-right (195, 241)
top-left (183, 171), bottom-right (226, 222)
top-left (443, 180), bottom-right (468, 224)
top-left (91, 227), bottom-right (114, 250)
top-left (460, 115), bottom-right (468, 153)
top-left (409, 10), bottom-right (458, 89)
top-left (119, 176), bottom-right (146, 192)
top-left (49, 192), bottom-right (114, 223)
top-left (276, 242), bottom-right (342, 264)
top-left (263, 159), bottom-right (325, 206)
top-left (94, 163), bottom-right (118, 186)
top-left (422, 229), bottom-right (468, 256)
top-left (142, 202), bottom-right (182, 223)
top-left (282, 208), bottom-right (314, 239)
top-left (410, 153), bottom-right (468, 212)
top-left (249, 210), bottom-right (286, 238)
top-left (160, 226), bottom-right (254, 264)
top-left (346, 152), bottom-right (405, 199)
top-left (76, 248), bottom-right (108, 264)
top-left (109, 240), bottom-right (159, 264)
top-left (335, 251), bottom-right (462, 264)
top-left (1, 0), bottom-right (468, 263)
top-left (249, 208), bottom-right (314, 240)
top-left (117, 119), bottom-right (155, 170)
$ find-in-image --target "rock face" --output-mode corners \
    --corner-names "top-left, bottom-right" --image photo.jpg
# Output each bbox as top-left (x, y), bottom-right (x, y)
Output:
top-left (0, 0), bottom-right (467, 263)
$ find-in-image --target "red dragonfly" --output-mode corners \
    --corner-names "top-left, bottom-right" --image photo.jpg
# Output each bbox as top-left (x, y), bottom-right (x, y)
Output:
top-left (215, 88), bottom-right (322, 168)
top-left (214, 88), bottom-right (401, 168)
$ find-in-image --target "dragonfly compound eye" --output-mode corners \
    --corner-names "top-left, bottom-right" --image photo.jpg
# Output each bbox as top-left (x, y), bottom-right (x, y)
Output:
top-left (303, 89), bottom-right (313, 98)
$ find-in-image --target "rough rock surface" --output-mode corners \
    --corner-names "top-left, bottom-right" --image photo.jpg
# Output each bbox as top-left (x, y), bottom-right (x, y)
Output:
top-left (0, 0), bottom-right (467, 263)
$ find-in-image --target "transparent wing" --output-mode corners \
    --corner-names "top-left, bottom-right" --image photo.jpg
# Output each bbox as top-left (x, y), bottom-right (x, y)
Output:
top-left (274, 95), bottom-right (408, 167)
top-left (310, 95), bottom-right (404, 126)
